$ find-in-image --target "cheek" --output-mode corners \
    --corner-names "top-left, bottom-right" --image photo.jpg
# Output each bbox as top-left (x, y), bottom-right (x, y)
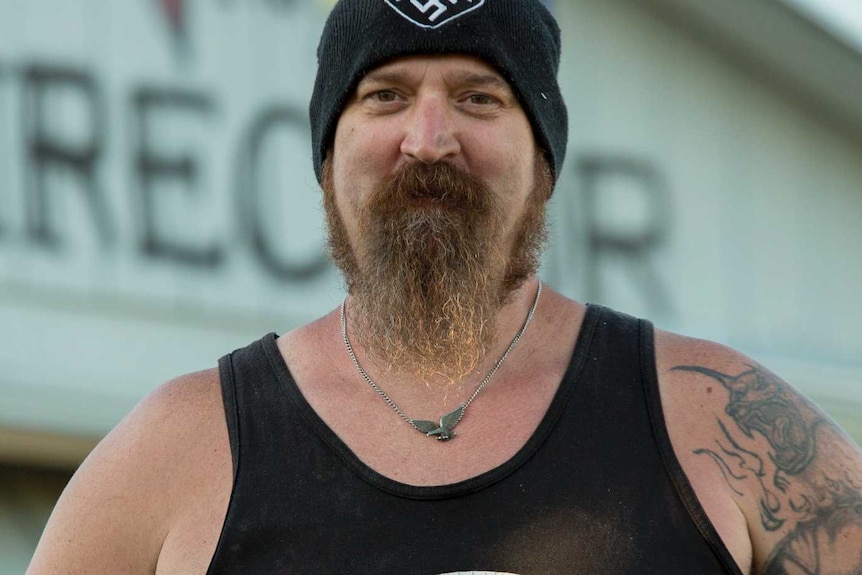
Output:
top-left (332, 122), bottom-right (401, 206)
top-left (485, 150), bottom-right (538, 243)
top-left (331, 125), bottom-right (358, 188)
top-left (484, 149), bottom-right (537, 208)
top-left (463, 124), bottom-right (536, 194)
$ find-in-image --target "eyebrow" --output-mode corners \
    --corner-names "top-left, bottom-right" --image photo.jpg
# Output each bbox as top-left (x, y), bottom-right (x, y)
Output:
top-left (358, 69), bottom-right (512, 91)
top-left (359, 70), bottom-right (412, 87)
top-left (448, 71), bottom-right (511, 90)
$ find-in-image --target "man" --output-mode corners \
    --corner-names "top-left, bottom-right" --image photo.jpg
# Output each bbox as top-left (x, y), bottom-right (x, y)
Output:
top-left (28, 0), bottom-right (862, 573)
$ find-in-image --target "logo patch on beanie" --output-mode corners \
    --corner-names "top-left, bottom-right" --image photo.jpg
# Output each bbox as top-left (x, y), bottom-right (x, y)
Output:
top-left (385, 0), bottom-right (486, 29)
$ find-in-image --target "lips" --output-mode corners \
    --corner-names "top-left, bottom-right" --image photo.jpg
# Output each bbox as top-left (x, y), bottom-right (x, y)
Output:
top-left (380, 162), bottom-right (491, 215)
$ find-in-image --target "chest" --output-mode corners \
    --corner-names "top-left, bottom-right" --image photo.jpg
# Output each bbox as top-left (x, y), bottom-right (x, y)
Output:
top-left (203, 387), bottom-right (739, 575)
top-left (311, 371), bottom-right (563, 486)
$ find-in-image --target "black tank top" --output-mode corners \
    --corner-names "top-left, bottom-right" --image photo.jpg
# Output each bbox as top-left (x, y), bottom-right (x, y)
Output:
top-left (207, 305), bottom-right (743, 574)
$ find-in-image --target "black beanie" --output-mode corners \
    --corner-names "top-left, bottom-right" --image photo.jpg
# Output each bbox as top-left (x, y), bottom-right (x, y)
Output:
top-left (309, 0), bottom-right (568, 183)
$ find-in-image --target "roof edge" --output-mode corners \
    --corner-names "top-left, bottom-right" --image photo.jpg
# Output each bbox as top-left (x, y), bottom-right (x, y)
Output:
top-left (638, 0), bottom-right (862, 145)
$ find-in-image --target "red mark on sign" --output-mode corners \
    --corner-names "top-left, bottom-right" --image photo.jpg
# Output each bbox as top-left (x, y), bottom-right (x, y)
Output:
top-left (159, 0), bottom-right (185, 36)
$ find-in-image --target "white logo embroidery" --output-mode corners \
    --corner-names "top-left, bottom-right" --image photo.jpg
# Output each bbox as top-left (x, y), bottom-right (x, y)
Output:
top-left (436, 572), bottom-right (523, 575)
top-left (385, 0), bottom-right (486, 29)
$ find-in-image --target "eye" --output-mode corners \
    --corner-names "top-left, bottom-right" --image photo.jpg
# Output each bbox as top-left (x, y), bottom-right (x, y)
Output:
top-left (371, 90), bottom-right (401, 103)
top-left (466, 93), bottom-right (497, 106)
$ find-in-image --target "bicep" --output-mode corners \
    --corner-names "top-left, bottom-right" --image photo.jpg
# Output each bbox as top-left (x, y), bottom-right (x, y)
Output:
top-left (27, 421), bottom-right (166, 573)
top-left (735, 378), bottom-right (862, 574)
top-left (27, 371), bottom-right (223, 575)
top-left (659, 335), bottom-right (862, 574)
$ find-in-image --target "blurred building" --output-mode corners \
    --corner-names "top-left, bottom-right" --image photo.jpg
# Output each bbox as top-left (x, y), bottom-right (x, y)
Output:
top-left (1, 0), bottom-right (860, 571)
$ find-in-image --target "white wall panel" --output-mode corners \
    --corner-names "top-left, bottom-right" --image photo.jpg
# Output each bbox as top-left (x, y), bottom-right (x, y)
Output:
top-left (0, 0), bottom-right (859, 447)
top-left (551, 0), bottom-right (862, 435)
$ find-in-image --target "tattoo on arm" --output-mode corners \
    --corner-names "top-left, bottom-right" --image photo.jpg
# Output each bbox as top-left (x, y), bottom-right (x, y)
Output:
top-left (694, 418), bottom-right (786, 530)
top-left (673, 364), bottom-right (862, 574)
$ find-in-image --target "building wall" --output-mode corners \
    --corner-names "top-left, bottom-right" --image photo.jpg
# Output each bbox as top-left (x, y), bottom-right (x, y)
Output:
top-left (549, 0), bottom-right (862, 437)
top-left (2, 0), bottom-right (861, 571)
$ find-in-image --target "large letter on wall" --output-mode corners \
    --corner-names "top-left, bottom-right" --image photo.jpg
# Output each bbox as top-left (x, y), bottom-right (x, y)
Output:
top-left (132, 88), bottom-right (221, 267)
top-left (23, 65), bottom-right (111, 248)
top-left (579, 155), bottom-right (673, 315)
top-left (236, 105), bottom-right (328, 281)
top-left (0, 62), bottom-right (10, 238)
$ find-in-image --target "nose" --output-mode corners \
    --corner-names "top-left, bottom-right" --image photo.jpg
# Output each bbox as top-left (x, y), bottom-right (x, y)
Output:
top-left (400, 95), bottom-right (461, 164)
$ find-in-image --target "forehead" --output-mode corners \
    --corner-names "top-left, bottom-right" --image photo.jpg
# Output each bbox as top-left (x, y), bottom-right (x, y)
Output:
top-left (357, 54), bottom-right (513, 90)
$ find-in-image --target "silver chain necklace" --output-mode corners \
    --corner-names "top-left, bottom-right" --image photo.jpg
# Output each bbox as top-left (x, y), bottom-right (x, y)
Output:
top-left (341, 281), bottom-right (542, 441)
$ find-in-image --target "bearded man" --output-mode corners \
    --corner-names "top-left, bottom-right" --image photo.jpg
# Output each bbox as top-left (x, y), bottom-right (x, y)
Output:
top-left (27, 1), bottom-right (862, 574)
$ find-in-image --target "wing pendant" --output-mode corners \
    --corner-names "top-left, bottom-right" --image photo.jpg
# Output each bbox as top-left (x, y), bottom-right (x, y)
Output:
top-left (410, 405), bottom-right (466, 441)
top-left (440, 404), bottom-right (466, 429)
top-left (411, 419), bottom-right (440, 434)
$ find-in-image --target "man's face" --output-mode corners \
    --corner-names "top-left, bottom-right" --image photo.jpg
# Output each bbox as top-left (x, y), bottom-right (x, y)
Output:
top-left (323, 54), bottom-right (551, 380)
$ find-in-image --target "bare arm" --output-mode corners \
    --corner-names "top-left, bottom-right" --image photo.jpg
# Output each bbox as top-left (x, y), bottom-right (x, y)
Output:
top-left (659, 332), bottom-right (862, 575)
top-left (26, 368), bottom-right (230, 575)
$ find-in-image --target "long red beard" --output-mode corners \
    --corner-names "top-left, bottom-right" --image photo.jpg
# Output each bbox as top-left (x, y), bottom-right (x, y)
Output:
top-left (323, 158), bottom-right (551, 381)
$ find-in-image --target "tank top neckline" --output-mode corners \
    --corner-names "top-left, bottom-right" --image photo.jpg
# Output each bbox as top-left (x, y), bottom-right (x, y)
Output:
top-left (258, 304), bottom-right (604, 500)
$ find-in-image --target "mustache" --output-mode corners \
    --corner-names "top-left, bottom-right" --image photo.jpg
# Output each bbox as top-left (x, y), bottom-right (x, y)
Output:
top-left (364, 162), bottom-right (492, 216)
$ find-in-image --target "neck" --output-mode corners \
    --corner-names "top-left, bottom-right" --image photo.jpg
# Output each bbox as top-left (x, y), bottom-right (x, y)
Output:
top-left (342, 276), bottom-right (542, 407)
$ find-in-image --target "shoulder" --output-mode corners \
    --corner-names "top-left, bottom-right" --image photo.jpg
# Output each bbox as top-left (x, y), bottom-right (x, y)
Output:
top-left (653, 328), bottom-right (862, 574)
top-left (27, 368), bottom-right (230, 574)
top-left (143, 367), bottom-right (225, 428)
top-left (653, 330), bottom-right (750, 454)
top-left (77, 366), bottom-right (228, 504)
top-left (108, 368), bottom-right (227, 474)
